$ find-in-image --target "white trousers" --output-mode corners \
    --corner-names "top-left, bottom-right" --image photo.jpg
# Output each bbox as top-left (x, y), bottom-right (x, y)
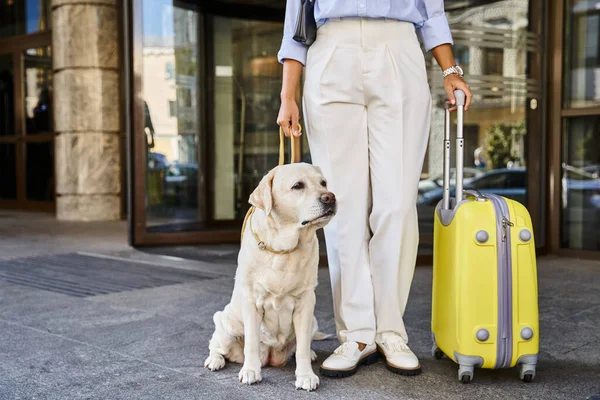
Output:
top-left (303, 18), bottom-right (431, 345)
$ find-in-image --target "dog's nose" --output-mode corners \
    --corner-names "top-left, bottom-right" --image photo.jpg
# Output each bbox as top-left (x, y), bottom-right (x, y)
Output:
top-left (320, 192), bottom-right (336, 204)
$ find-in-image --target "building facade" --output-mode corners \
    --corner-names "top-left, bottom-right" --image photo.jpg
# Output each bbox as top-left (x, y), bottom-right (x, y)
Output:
top-left (0, 0), bottom-right (598, 260)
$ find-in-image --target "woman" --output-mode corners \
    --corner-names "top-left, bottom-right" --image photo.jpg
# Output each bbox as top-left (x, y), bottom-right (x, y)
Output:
top-left (277, 1), bottom-right (472, 378)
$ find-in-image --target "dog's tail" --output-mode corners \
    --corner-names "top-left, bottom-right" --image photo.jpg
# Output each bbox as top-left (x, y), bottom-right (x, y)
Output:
top-left (312, 316), bottom-right (335, 341)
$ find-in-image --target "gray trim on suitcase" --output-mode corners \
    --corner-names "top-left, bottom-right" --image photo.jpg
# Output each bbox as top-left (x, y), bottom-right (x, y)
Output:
top-left (517, 354), bottom-right (538, 365)
top-left (487, 194), bottom-right (514, 369)
top-left (454, 352), bottom-right (484, 367)
top-left (435, 198), bottom-right (471, 226)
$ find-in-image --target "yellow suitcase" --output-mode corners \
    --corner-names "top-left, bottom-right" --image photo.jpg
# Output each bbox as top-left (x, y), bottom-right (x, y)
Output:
top-left (431, 90), bottom-right (539, 383)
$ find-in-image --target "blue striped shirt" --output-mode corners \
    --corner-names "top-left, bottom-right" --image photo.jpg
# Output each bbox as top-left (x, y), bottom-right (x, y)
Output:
top-left (278, 0), bottom-right (453, 65)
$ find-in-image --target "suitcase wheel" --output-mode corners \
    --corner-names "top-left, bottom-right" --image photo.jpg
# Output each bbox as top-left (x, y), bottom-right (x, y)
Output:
top-left (458, 365), bottom-right (474, 384)
top-left (431, 334), bottom-right (445, 360)
top-left (522, 374), bottom-right (534, 383)
top-left (432, 347), bottom-right (444, 360)
top-left (520, 363), bottom-right (536, 383)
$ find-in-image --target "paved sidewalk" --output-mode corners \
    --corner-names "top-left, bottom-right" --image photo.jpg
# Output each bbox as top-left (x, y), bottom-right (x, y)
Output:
top-left (0, 211), bottom-right (599, 400)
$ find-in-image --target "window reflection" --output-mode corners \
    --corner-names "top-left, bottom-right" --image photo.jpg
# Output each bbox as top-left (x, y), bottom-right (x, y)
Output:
top-left (23, 47), bottom-right (54, 201)
top-left (212, 18), bottom-right (288, 221)
top-left (561, 117), bottom-right (600, 251)
top-left (24, 47), bottom-right (53, 135)
top-left (564, 0), bottom-right (600, 108)
top-left (142, 0), bottom-right (201, 231)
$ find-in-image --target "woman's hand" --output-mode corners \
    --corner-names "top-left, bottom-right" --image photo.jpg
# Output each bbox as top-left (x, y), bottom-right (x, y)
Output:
top-left (277, 97), bottom-right (301, 138)
top-left (444, 74), bottom-right (472, 111)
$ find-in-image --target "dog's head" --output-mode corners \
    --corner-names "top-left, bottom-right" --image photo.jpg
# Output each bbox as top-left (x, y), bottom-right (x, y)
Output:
top-left (249, 163), bottom-right (336, 228)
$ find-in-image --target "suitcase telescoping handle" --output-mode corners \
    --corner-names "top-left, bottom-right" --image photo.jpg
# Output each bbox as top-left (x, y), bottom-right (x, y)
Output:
top-left (442, 89), bottom-right (466, 211)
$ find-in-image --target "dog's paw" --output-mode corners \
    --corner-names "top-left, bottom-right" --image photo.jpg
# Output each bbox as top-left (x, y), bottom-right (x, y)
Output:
top-left (204, 354), bottom-right (226, 371)
top-left (239, 366), bottom-right (262, 385)
top-left (310, 349), bottom-right (317, 362)
top-left (295, 372), bottom-right (319, 391)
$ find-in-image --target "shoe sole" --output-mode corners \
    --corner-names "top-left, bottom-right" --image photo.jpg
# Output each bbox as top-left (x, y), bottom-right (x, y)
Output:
top-left (384, 362), bottom-right (422, 376)
top-left (376, 346), bottom-right (422, 376)
top-left (319, 350), bottom-right (379, 378)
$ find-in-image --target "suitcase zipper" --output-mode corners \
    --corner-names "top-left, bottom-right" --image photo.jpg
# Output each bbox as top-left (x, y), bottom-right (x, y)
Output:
top-left (487, 195), bottom-right (513, 369)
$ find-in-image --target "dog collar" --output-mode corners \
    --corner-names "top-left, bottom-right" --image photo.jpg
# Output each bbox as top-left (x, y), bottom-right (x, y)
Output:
top-left (246, 207), bottom-right (298, 254)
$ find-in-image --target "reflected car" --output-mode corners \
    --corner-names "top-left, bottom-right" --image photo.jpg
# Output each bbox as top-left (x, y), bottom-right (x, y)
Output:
top-left (418, 167), bottom-right (483, 194)
top-left (148, 152), bottom-right (169, 169)
top-left (418, 168), bottom-right (528, 206)
top-left (164, 162), bottom-right (199, 205)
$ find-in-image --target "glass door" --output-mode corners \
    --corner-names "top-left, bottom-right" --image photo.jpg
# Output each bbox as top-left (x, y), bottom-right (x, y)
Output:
top-left (130, 0), bottom-right (292, 245)
top-left (0, 35), bottom-right (54, 212)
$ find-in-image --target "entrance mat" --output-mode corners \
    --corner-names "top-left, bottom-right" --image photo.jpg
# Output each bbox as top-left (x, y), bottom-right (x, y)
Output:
top-left (0, 253), bottom-right (216, 297)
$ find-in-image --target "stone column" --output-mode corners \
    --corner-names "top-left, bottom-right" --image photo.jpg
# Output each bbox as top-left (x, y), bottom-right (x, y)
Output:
top-left (52, 0), bottom-right (121, 221)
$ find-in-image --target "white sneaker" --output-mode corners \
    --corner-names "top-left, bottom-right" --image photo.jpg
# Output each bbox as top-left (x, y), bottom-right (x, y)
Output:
top-left (319, 341), bottom-right (378, 378)
top-left (376, 335), bottom-right (421, 376)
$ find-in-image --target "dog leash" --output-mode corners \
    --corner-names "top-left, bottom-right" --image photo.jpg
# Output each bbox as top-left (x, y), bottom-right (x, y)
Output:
top-left (240, 125), bottom-right (302, 251)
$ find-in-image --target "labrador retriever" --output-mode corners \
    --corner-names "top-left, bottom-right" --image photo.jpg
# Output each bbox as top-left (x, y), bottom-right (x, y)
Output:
top-left (204, 162), bottom-right (336, 391)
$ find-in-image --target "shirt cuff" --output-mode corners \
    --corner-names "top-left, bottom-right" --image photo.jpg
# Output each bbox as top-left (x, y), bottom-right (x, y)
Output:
top-left (418, 13), bottom-right (454, 52)
top-left (277, 38), bottom-right (308, 65)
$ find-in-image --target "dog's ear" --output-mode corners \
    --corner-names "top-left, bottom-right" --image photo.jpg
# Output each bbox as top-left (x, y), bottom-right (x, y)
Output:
top-left (249, 169), bottom-right (275, 215)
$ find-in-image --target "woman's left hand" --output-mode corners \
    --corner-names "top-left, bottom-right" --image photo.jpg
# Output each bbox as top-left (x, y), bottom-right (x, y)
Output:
top-left (444, 74), bottom-right (472, 111)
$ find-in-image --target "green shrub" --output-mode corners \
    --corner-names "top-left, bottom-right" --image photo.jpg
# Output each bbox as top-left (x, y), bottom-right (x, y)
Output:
top-left (484, 120), bottom-right (526, 169)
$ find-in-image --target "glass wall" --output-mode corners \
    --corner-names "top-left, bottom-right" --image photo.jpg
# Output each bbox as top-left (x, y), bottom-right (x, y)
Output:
top-left (561, 0), bottom-right (600, 251)
top-left (417, 0), bottom-right (542, 254)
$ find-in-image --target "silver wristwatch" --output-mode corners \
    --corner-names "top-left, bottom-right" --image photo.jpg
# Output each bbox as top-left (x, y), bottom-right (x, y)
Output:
top-left (442, 65), bottom-right (464, 78)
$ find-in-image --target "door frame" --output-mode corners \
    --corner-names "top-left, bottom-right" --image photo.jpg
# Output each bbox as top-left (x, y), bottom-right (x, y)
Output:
top-left (0, 31), bottom-right (54, 213)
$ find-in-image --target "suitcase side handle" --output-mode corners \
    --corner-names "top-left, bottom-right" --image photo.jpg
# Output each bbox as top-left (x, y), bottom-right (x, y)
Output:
top-left (442, 89), bottom-right (466, 210)
top-left (464, 189), bottom-right (486, 202)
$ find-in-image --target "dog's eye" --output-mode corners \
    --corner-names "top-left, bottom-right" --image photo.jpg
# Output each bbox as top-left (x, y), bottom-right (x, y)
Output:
top-left (320, 180), bottom-right (327, 187)
top-left (292, 182), bottom-right (305, 190)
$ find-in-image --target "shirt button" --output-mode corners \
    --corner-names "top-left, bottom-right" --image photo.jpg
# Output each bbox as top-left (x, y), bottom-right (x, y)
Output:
top-left (359, 3), bottom-right (365, 8)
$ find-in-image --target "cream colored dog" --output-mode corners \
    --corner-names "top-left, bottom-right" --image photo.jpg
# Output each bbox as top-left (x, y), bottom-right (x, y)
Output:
top-left (204, 162), bottom-right (336, 391)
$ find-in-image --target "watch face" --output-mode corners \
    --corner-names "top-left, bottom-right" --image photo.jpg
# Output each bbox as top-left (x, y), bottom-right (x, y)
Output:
top-left (456, 65), bottom-right (464, 76)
